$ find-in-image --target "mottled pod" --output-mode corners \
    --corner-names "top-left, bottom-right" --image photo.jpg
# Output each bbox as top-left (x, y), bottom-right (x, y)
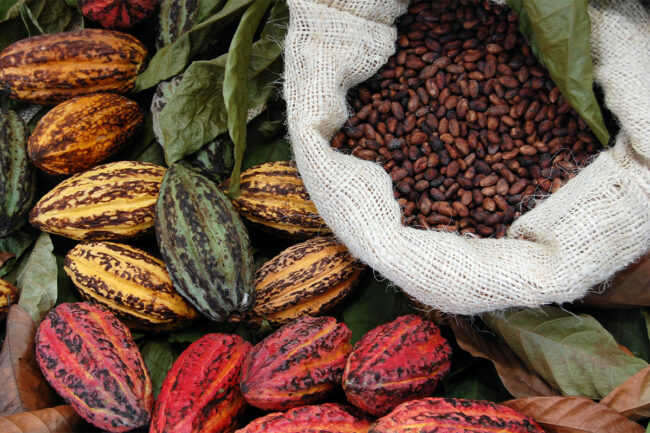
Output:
top-left (0, 278), bottom-right (19, 318)
top-left (80, 0), bottom-right (158, 29)
top-left (35, 302), bottom-right (153, 432)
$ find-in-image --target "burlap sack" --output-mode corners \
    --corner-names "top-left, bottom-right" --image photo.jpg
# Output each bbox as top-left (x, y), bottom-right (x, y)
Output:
top-left (283, 0), bottom-right (650, 315)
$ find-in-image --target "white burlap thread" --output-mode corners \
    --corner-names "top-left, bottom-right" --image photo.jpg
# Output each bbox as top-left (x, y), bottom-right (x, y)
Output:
top-left (284, 0), bottom-right (650, 314)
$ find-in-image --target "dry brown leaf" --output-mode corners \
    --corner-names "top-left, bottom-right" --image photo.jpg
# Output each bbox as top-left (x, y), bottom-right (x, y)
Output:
top-left (441, 315), bottom-right (560, 398)
top-left (601, 364), bottom-right (650, 420)
top-left (0, 253), bottom-right (15, 268)
top-left (0, 405), bottom-right (86, 433)
top-left (0, 305), bottom-right (57, 416)
top-left (503, 396), bottom-right (645, 433)
top-left (580, 253), bottom-right (650, 308)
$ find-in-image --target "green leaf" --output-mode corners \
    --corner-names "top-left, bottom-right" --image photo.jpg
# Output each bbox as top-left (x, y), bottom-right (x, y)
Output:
top-left (16, 232), bottom-right (57, 322)
top-left (0, 226), bottom-right (37, 277)
top-left (507, 0), bottom-right (609, 145)
top-left (594, 309), bottom-right (650, 362)
top-left (197, 0), bottom-right (226, 23)
top-left (337, 273), bottom-right (414, 344)
top-left (224, 0), bottom-right (273, 197)
top-left (441, 360), bottom-right (512, 402)
top-left (242, 138), bottom-right (291, 170)
top-left (54, 255), bottom-right (79, 306)
top-left (134, 0), bottom-right (255, 91)
top-left (119, 114), bottom-right (166, 166)
top-left (141, 340), bottom-right (174, 397)
top-left (483, 307), bottom-right (648, 399)
top-left (20, 3), bottom-right (44, 35)
top-left (642, 311), bottom-right (650, 342)
top-left (156, 0), bottom-right (287, 164)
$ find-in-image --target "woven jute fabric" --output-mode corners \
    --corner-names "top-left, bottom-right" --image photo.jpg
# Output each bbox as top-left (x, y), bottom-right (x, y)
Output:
top-left (283, 0), bottom-right (650, 314)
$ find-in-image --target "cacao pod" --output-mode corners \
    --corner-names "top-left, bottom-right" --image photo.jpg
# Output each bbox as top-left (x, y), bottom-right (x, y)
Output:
top-left (240, 316), bottom-right (352, 411)
top-left (80, 0), bottom-right (157, 29)
top-left (0, 278), bottom-right (19, 318)
top-left (343, 314), bottom-right (452, 416)
top-left (155, 163), bottom-right (255, 321)
top-left (156, 0), bottom-right (200, 49)
top-left (0, 109), bottom-right (36, 236)
top-left (247, 236), bottom-right (363, 324)
top-left (29, 93), bottom-right (144, 175)
top-left (151, 333), bottom-right (251, 433)
top-left (369, 397), bottom-right (544, 433)
top-left (0, 29), bottom-right (147, 105)
top-left (29, 161), bottom-right (165, 241)
top-left (232, 161), bottom-right (332, 238)
top-left (235, 404), bottom-right (372, 433)
top-left (64, 241), bottom-right (199, 330)
top-left (35, 302), bottom-right (153, 432)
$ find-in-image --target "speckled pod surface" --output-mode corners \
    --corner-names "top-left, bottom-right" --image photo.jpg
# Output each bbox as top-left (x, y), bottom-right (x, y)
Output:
top-left (35, 302), bottom-right (153, 432)
top-left (0, 278), bottom-right (19, 318)
top-left (80, 0), bottom-right (157, 29)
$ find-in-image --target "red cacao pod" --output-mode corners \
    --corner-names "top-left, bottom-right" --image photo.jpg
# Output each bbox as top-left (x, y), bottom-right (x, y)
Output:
top-left (80, 0), bottom-right (157, 29)
top-left (151, 333), bottom-right (252, 433)
top-left (370, 397), bottom-right (544, 433)
top-left (343, 314), bottom-right (451, 416)
top-left (240, 316), bottom-right (352, 411)
top-left (235, 403), bottom-right (373, 433)
top-left (35, 302), bottom-right (153, 432)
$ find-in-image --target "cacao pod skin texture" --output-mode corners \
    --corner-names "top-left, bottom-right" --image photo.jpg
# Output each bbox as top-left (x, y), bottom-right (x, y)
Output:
top-left (29, 161), bottom-right (165, 241)
top-left (343, 314), bottom-right (452, 416)
top-left (235, 404), bottom-right (373, 433)
top-left (0, 29), bottom-right (147, 105)
top-left (35, 302), bottom-right (154, 432)
top-left (80, 0), bottom-right (158, 29)
top-left (155, 163), bottom-right (255, 322)
top-left (240, 316), bottom-right (352, 411)
top-left (0, 278), bottom-right (19, 318)
top-left (250, 236), bottom-right (364, 324)
top-left (0, 109), bottom-right (36, 236)
top-left (64, 241), bottom-right (199, 330)
top-left (369, 398), bottom-right (544, 433)
top-left (151, 334), bottom-right (252, 433)
top-left (28, 93), bottom-right (144, 175)
top-left (233, 161), bottom-right (332, 238)
top-left (156, 0), bottom-right (200, 49)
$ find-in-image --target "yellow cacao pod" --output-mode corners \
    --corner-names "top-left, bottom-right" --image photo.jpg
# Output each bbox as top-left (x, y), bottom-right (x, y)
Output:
top-left (0, 29), bottom-right (147, 105)
top-left (64, 241), bottom-right (199, 330)
top-left (0, 278), bottom-right (19, 318)
top-left (233, 161), bottom-right (331, 238)
top-left (29, 161), bottom-right (165, 241)
top-left (28, 94), bottom-right (144, 175)
top-left (246, 236), bottom-right (364, 324)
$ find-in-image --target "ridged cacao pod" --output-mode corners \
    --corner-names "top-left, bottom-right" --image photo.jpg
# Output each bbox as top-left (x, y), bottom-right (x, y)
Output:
top-left (29, 161), bottom-right (165, 241)
top-left (233, 161), bottom-right (331, 238)
top-left (64, 241), bottom-right (199, 330)
top-left (35, 302), bottom-right (154, 432)
top-left (80, 0), bottom-right (157, 29)
top-left (155, 163), bottom-right (255, 321)
top-left (369, 397), bottom-right (544, 433)
top-left (0, 109), bottom-right (36, 236)
top-left (151, 333), bottom-right (252, 433)
top-left (343, 315), bottom-right (452, 416)
top-left (235, 404), bottom-right (372, 433)
top-left (29, 94), bottom-right (144, 175)
top-left (0, 278), bottom-right (19, 318)
top-left (247, 236), bottom-right (363, 324)
top-left (0, 29), bottom-right (147, 105)
top-left (156, 0), bottom-right (199, 49)
top-left (240, 316), bottom-right (352, 411)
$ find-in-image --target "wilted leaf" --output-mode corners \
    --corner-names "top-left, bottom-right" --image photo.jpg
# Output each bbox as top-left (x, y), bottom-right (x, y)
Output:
top-left (0, 253), bottom-right (14, 269)
top-left (483, 306), bottom-right (648, 399)
top-left (507, 0), bottom-right (609, 145)
top-left (503, 396), bottom-right (645, 433)
top-left (594, 309), bottom-right (650, 361)
top-left (601, 365), bottom-right (650, 420)
top-left (0, 227), bottom-right (36, 278)
top-left (141, 340), bottom-right (174, 398)
top-left (0, 305), bottom-right (56, 416)
top-left (443, 316), bottom-right (560, 398)
top-left (581, 254), bottom-right (650, 308)
top-left (17, 232), bottom-right (57, 323)
top-left (0, 405), bottom-right (86, 433)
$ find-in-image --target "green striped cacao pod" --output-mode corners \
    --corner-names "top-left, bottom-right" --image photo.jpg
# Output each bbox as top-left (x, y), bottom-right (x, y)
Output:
top-left (369, 397), bottom-right (544, 433)
top-left (240, 316), bottom-right (352, 411)
top-left (156, 0), bottom-right (200, 49)
top-left (35, 302), bottom-right (153, 432)
top-left (151, 333), bottom-right (251, 433)
top-left (155, 163), bottom-right (255, 321)
top-left (0, 109), bottom-right (36, 236)
top-left (343, 315), bottom-right (452, 416)
top-left (235, 404), bottom-right (372, 433)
